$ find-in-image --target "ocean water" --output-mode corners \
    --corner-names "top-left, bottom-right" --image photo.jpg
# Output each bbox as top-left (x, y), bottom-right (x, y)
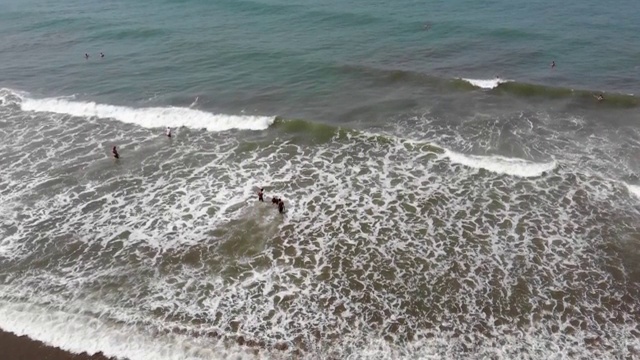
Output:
top-left (1, 0), bottom-right (640, 359)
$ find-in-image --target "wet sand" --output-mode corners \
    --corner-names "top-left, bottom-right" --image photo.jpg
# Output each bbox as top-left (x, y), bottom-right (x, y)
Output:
top-left (0, 328), bottom-right (119, 360)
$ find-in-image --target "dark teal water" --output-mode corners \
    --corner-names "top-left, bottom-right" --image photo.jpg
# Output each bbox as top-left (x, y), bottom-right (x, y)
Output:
top-left (1, 1), bottom-right (640, 359)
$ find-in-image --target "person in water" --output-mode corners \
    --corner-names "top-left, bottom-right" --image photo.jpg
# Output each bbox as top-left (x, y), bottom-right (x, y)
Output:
top-left (85, 53), bottom-right (89, 59)
top-left (278, 199), bottom-right (285, 214)
top-left (165, 127), bottom-right (172, 138)
top-left (551, 60), bottom-right (556, 69)
top-left (594, 94), bottom-right (604, 102)
top-left (100, 52), bottom-right (105, 58)
top-left (271, 196), bottom-right (279, 205)
top-left (257, 188), bottom-right (264, 202)
top-left (112, 146), bottom-right (119, 159)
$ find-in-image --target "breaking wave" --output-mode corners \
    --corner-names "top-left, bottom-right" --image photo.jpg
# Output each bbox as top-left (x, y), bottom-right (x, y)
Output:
top-left (1, 88), bottom-right (274, 132)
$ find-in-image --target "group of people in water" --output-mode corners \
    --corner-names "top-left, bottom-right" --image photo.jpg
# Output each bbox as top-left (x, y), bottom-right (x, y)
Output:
top-left (111, 129), bottom-right (285, 214)
top-left (257, 188), bottom-right (285, 214)
top-left (85, 52), bottom-right (105, 59)
top-left (111, 127), bottom-right (172, 159)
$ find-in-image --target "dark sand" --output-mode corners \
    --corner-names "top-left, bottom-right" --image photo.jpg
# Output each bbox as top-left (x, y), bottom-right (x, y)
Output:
top-left (0, 328), bottom-right (119, 360)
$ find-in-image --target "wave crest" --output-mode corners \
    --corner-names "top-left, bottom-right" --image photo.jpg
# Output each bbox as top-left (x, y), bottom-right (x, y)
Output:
top-left (2, 89), bottom-right (274, 132)
top-left (460, 77), bottom-right (510, 89)
top-left (445, 150), bottom-right (556, 177)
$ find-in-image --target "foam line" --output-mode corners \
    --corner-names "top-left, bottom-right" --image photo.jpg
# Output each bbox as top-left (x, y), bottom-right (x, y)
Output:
top-left (10, 90), bottom-right (274, 132)
top-left (444, 150), bottom-right (555, 177)
top-left (0, 301), bottom-right (255, 360)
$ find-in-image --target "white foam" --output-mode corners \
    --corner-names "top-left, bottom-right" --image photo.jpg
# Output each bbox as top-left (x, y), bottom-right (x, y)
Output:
top-left (0, 300), bottom-right (257, 360)
top-left (445, 150), bottom-right (556, 177)
top-left (461, 77), bottom-right (509, 89)
top-left (2, 86), bottom-right (638, 360)
top-left (16, 92), bottom-right (273, 132)
top-left (0, 88), bottom-right (28, 107)
top-left (625, 183), bottom-right (640, 199)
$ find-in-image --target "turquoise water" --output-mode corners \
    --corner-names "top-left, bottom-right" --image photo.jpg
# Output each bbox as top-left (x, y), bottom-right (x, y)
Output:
top-left (1, 1), bottom-right (640, 359)
top-left (2, 0), bottom-right (640, 112)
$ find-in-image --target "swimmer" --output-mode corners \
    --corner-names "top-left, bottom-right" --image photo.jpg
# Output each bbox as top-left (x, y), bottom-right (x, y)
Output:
top-left (593, 94), bottom-right (604, 102)
top-left (271, 196), bottom-right (279, 205)
top-left (551, 61), bottom-right (555, 69)
top-left (85, 53), bottom-right (89, 59)
top-left (165, 127), bottom-right (172, 138)
top-left (258, 188), bottom-right (264, 202)
top-left (112, 146), bottom-right (119, 159)
top-left (278, 199), bottom-right (285, 214)
top-left (100, 52), bottom-right (104, 58)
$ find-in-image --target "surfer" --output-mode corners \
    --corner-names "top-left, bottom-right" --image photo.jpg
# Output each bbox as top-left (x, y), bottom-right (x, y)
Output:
top-left (112, 146), bottom-right (119, 159)
top-left (278, 199), bottom-right (285, 214)
top-left (165, 127), bottom-right (172, 138)
top-left (593, 94), bottom-right (604, 102)
top-left (257, 188), bottom-right (264, 202)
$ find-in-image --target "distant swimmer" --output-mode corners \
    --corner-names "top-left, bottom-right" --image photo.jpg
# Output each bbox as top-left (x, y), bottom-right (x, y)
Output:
top-left (593, 94), bottom-right (604, 102)
top-left (271, 196), bottom-right (279, 205)
top-left (551, 61), bottom-right (556, 69)
top-left (165, 127), bottom-right (172, 138)
top-left (112, 146), bottom-right (119, 159)
top-left (257, 188), bottom-right (264, 202)
top-left (278, 199), bottom-right (285, 214)
top-left (100, 52), bottom-right (105, 58)
top-left (85, 53), bottom-right (89, 60)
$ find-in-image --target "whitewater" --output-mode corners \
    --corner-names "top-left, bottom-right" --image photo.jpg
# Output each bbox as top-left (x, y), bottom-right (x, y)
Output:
top-left (1, 85), bottom-right (640, 360)
top-left (17, 94), bottom-right (275, 132)
top-left (4, 89), bottom-right (559, 178)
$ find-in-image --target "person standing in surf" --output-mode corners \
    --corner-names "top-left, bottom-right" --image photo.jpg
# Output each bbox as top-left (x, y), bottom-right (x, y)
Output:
top-left (551, 60), bottom-right (556, 69)
top-left (112, 146), bottom-right (119, 159)
top-left (257, 188), bottom-right (264, 202)
top-left (165, 127), bottom-right (172, 138)
top-left (278, 199), bottom-right (285, 214)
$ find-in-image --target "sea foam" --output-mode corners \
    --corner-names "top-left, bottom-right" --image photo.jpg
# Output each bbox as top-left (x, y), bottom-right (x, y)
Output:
top-left (0, 301), bottom-right (257, 360)
top-left (461, 77), bottom-right (509, 89)
top-left (445, 150), bottom-right (556, 177)
top-left (11, 90), bottom-right (274, 132)
top-left (625, 183), bottom-right (640, 199)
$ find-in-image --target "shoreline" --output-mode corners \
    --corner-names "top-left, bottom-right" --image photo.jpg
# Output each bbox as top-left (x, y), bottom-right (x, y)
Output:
top-left (0, 328), bottom-right (119, 360)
